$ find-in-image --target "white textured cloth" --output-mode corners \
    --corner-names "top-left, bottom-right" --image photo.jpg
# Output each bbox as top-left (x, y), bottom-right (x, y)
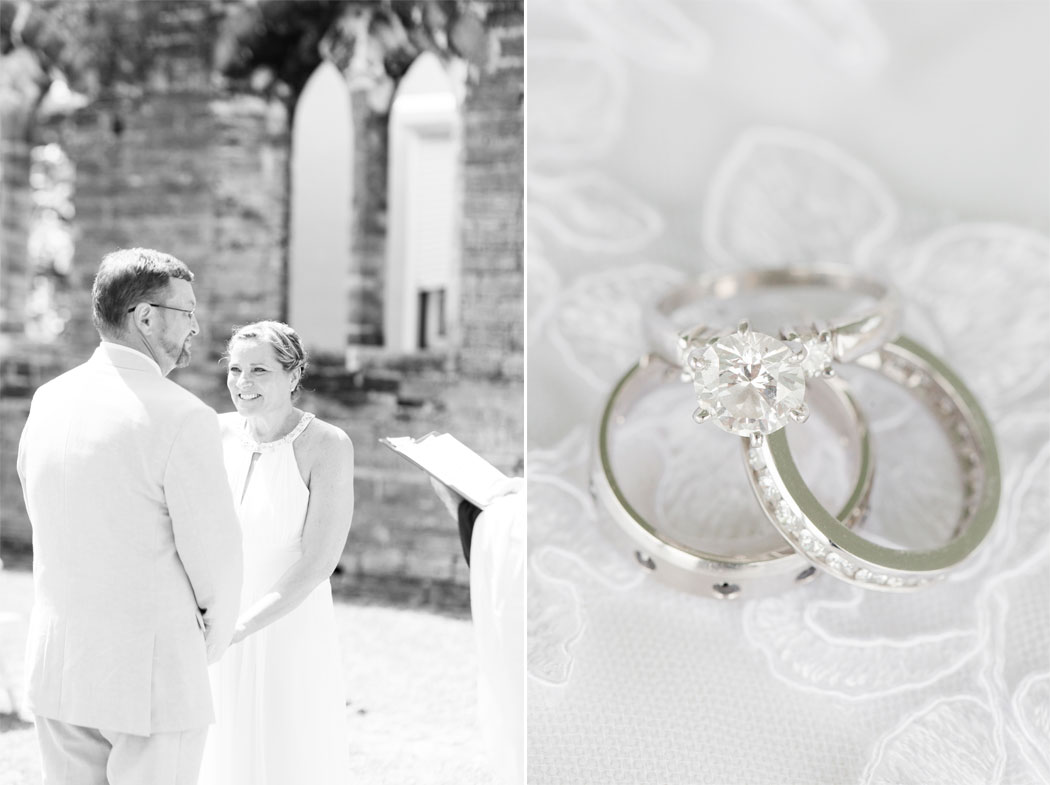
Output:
top-left (199, 412), bottom-right (350, 785)
top-left (526, 2), bottom-right (1050, 783)
top-left (471, 493), bottom-right (526, 785)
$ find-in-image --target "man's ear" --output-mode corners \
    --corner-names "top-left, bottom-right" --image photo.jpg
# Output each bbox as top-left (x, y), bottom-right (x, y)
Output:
top-left (128, 303), bottom-right (153, 333)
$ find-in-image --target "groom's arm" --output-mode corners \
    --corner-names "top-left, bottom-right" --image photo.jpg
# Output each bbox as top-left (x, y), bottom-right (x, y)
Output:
top-left (165, 406), bottom-right (243, 664)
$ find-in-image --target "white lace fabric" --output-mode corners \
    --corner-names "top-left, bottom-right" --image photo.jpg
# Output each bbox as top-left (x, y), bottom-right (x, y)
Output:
top-left (526, 3), bottom-right (1050, 783)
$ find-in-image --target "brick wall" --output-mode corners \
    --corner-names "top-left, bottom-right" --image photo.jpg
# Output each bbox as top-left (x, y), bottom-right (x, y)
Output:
top-left (0, 137), bottom-right (32, 342)
top-left (345, 89), bottom-right (388, 347)
top-left (0, 48), bottom-right (42, 342)
top-left (50, 93), bottom-right (289, 365)
top-left (460, 6), bottom-right (524, 381)
top-left (0, 397), bottom-right (32, 546)
top-left (306, 376), bottom-right (523, 594)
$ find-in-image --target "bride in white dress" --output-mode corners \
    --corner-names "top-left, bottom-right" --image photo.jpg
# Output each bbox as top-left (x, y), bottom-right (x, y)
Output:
top-left (199, 321), bottom-right (354, 785)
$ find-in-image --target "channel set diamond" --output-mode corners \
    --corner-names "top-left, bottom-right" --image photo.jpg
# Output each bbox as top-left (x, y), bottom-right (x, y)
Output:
top-left (745, 445), bottom-right (937, 590)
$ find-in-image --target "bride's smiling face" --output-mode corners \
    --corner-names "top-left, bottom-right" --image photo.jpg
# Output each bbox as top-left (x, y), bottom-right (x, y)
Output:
top-left (226, 338), bottom-right (298, 416)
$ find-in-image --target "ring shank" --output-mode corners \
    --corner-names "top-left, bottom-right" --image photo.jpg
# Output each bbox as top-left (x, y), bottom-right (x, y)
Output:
top-left (646, 265), bottom-right (900, 366)
top-left (751, 336), bottom-right (1000, 589)
top-left (592, 354), bottom-right (873, 599)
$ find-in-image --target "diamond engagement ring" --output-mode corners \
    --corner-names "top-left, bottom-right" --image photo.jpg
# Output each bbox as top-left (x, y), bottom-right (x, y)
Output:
top-left (591, 353), bottom-right (874, 599)
top-left (746, 336), bottom-right (1000, 590)
top-left (646, 266), bottom-right (901, 437)
top-left (647, 265), bottom-right (901, 370)
top-left (597, 266), bottom-right (997, 595)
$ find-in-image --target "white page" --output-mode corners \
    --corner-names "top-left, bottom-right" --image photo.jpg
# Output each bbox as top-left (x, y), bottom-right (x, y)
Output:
top-left (381, 432), bottom-right (509, 508)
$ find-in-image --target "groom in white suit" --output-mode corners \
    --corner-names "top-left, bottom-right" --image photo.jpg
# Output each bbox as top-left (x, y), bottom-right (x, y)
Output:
top-left (17, 248), bottom-right (243, 785)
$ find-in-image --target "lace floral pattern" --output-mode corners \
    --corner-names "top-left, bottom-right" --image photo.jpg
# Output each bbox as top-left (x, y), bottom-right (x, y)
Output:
top-left (526, 3), bottom-right (1049, 782)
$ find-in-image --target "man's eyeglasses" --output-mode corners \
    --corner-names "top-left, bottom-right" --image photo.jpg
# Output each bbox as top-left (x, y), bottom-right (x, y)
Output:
top-left (127, 303), bottom-right (196, 318)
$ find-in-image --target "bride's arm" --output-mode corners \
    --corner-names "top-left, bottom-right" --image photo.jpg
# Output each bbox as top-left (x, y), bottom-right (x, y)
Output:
top-left (232, 425), bottom-right (355, 642)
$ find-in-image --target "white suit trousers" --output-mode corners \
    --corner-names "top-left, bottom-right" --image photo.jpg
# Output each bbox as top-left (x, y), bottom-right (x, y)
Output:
top-left (35, 716), bottom-right (207, 785)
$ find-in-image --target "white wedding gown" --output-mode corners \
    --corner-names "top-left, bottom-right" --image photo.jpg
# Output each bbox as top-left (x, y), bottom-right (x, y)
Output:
top-left (199, 412), bottom-right (351, 785)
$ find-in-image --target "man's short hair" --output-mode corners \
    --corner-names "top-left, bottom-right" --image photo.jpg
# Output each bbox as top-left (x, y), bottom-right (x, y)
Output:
top-left (91, 248), bottom-right (194, 337)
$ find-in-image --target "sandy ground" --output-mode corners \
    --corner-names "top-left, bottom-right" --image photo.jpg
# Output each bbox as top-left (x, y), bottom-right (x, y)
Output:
top-left (0, 568), bottom-right (493, 785)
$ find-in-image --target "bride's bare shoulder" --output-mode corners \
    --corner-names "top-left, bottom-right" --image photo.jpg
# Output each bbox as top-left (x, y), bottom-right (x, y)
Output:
top-left (298, 415), bottom-right (354, 464)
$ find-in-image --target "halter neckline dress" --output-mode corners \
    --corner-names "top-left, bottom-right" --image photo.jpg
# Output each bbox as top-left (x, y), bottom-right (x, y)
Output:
top-left (198, 411), bottom-right (351, 785)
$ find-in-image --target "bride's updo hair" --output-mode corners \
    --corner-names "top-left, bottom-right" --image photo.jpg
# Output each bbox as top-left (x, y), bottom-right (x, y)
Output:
top-left (225, 321), bottom-right (309, 399)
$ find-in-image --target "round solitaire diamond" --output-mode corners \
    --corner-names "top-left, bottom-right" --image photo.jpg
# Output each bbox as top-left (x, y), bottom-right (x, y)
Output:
top-left (691, 330), bottom-right (806, 436)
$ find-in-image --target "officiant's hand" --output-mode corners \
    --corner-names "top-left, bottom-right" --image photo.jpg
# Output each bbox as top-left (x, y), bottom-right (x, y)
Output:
top-left (430, 477), bottom-right (464, 519)
top-left (488, 476), bottom-right (524, 499)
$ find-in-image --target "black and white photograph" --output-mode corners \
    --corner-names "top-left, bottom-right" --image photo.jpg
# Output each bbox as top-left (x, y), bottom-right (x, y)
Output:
top-left (4, 1), bottom-right (1050, 784)
top-left (0, 2), bottom-right (523, 784)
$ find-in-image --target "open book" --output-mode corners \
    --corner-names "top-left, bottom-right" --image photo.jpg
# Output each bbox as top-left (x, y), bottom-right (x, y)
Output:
top-left (380, 432), bottom-right (509, 509)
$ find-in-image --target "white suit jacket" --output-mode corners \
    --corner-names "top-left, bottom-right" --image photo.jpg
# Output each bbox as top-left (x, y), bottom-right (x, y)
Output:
top-left (17, 343), bottom-right (243, 736)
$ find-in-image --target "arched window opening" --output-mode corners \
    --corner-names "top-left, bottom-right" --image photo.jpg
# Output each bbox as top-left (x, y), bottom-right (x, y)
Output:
top-left (385, 53), bottom-right (461, 353)
top-left (288, 61), bottom-right (353, 357)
